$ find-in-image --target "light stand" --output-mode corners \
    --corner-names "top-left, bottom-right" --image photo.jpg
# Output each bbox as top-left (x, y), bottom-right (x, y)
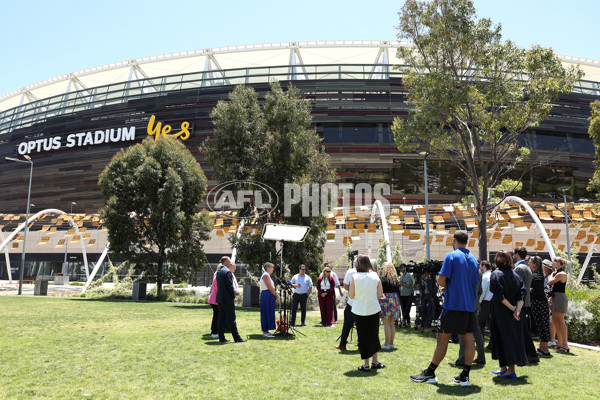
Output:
top-left (558, 186), bottom-right (573, 288)
top-left (419, 152), bottom-right (431, 261)
top-left (63, 201), bottom-right (76, 273)
top-left (262, 223), bottom-right (310, 338)
top-left (6, 155), bottom-right (33, 295)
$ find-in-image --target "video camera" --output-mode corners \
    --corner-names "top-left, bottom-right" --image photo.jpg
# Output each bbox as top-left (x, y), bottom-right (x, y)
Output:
top-left (348, 250), bottom-right (359, 264)
top-left (397, 260), bottom-right (442, 277)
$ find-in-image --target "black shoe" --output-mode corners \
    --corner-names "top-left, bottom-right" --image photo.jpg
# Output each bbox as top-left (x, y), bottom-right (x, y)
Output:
top-left (410, 370), bottom-right (438, 384)
top-left (448, 361), bottom-right (465, 367)
top-left (473, 358), bottom-right (486, 365)
top-left (235, 339), bottom-right (247, 343)
top-left (300, 323), bottom-right (306, 327)
top-left (219, 339), bottom-right (230, 343)
top-left (528, 356), bottom-right (540, 364)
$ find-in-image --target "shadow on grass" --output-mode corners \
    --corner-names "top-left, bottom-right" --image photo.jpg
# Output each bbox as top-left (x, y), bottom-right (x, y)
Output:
top-left (435, 383), bottom-right (482, 395)
top-left (245, 333), bottom-right (296, 341)
top-left (343, 368), bottom-right (384, 377)
top-left (67, 297), bottom-right (138, 303)
top-left (491, 375), bottom-right (531, 386)
top-left (205, 341), bottom-right (232, 346)
top-left (337, 349), bottom-right (360, 355)
top-left (447, 363), bottom-right (487, 371)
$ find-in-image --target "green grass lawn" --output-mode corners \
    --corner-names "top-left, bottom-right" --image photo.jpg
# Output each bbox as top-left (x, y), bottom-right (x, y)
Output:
top-left (1, 297), bottom-right (598, 400)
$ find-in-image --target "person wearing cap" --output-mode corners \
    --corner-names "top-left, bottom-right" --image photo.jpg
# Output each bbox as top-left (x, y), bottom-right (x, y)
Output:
top-left (528, 256), bottom-right (551, 355)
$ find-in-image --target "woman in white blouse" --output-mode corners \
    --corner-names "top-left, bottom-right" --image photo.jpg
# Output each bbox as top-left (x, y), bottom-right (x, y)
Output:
top-left (350, 254), bottom-right (384, 372)
top-left (260, 262), bottom-right (279, 338)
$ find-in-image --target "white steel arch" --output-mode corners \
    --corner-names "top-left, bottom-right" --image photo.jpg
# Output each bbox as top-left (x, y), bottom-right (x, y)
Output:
top-left (0, 208), bottom-right (91, 280)
top-left (0, 230), bottom-right (13, 283)
top-left (370, 200), bottom-right (392, 263)
top-left (81, 244), bottom-right (110, 293)
top-left (492, 196), bottom-right (556, 260)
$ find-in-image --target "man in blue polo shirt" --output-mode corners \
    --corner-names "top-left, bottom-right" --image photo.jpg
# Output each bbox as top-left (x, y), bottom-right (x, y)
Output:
top-left (410, 230), bottom-right (480, 386)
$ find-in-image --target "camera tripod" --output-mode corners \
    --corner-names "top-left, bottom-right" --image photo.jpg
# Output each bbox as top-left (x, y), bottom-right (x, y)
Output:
top-left (275, 285), bottom-right (305, 338)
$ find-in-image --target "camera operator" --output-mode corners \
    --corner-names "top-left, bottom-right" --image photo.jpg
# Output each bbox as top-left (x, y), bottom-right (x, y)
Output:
top-left (290, 264), bottom-right (313, 327)
top-left (399, 264), bottom-right (414, 328)
top-left (410, 231), bottom-right (480, 387)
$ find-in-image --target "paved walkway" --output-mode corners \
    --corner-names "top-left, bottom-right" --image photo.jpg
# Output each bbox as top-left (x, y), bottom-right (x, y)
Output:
top-left (0, 280), bottom-right (211, 297)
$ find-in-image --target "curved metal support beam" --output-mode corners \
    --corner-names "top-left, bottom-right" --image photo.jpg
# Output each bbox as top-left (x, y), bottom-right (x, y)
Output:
top-left (0, 209), bottom-right (66, 252)
top-left (492, 196), bottom-right (556, 260)
top-left (577, 246), bottom-right (597, 284)
top-left (0, 230), bottom-right (13, 283)
top-left (370, 200), bottom-right (392, 263)
top-left (0, 208), bottom-right (91, 281)
top-left (81, 244), bottom-right (110, 293)
top-left (71, 223), bottom-right (89, 280)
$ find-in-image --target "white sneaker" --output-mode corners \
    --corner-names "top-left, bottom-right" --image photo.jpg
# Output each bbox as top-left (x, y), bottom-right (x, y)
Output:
top-left (451, 376), bottom-right (472, 387)
top-left (548, 341), bottom-right (557, 347)
top-left (381, 344), bottom-right (391, 350)
top-left (211, 334), bottom-right (219, 339)
top-left (262, 333), bottom-right (274, 338)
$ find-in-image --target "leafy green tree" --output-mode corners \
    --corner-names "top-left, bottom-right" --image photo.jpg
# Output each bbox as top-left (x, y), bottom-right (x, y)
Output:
top-left (203, 82), bottom-right (335, 276)
top-left (393, 0), bottom-right (582, 259)
top-left (587, 100), bottom-right (600, 196)
top-left (99, 136), bottom-right (212, 295)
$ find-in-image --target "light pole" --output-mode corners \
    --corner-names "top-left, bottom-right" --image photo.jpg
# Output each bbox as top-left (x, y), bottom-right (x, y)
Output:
top-left (558, 186), bottom-right (573, 286)
top-left (5, 155), bottom-right (33, 295)
top-left (64, 202), bottom-right (76, 271)
top-left (419, 152), bottom-right (431, 261)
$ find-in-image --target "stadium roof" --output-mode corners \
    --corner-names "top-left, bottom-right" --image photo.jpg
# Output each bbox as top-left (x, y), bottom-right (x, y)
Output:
top-left (1, 40), bottom-right (600, 113)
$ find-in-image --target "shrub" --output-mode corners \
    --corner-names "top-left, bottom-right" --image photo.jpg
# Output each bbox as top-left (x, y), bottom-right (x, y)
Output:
top-left (566, 296), bottom-right (600, 345)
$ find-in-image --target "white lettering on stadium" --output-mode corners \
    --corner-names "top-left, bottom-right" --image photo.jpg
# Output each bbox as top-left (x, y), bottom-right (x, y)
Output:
top-left (17, 126), bottom-right (136, 155)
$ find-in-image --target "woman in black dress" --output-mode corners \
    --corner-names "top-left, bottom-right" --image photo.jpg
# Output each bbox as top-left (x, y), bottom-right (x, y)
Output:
top-left (489, 250), bottom-right (528, 380)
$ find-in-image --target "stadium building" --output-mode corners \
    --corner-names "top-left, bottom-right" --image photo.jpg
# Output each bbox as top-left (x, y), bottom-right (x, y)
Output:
top-left (1, 41), bottom-right (599, 282)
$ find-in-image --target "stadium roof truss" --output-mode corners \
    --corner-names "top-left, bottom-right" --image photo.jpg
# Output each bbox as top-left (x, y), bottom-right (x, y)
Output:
top-left (1, 40), bottom-right (600, 134)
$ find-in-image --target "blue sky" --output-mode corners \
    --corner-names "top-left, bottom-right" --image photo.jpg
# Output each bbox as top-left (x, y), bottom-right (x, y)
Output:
top-left (1, 0), bottom-right (598, 96)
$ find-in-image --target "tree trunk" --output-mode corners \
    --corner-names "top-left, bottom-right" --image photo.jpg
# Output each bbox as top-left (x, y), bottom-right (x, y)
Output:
top-left (156, 253), bottom-right (163, 296)
top-left (477, 209), bottom-right (488, 261)
top-left (477, 185), bottom-right (489, 261)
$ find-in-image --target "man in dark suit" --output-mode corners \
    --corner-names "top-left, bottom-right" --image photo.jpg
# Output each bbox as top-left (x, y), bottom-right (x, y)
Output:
top-left (216, 256), bottom-right (246, 343)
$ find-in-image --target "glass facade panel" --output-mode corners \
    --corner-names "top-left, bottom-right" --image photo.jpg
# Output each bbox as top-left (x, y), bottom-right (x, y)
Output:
top-left (536, 133), bottom-right (568, 151)
top-left (570, 135), bottom-right (594, 154)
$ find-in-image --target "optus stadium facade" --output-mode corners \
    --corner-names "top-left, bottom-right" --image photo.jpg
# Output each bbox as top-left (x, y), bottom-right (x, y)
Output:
top-left (1, 41), bottom-right (600, 281)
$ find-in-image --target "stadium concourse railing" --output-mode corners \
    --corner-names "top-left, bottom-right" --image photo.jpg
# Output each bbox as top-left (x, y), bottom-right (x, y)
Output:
top-left (2, 63), bottom-right (600, 135)
top-left (0, 64), bottom-right (394, 135)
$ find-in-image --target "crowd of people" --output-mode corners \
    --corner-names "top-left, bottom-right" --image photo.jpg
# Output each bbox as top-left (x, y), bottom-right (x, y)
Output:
top-left (207, 234), bottom-right (572, 383)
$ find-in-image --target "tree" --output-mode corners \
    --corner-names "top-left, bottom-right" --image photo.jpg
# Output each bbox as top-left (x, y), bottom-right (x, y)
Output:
top-left (203, 82), bottom-right (335, 275)
top-left (587, 100), bottom-right (600, 196)
top-left (99, 136), bottom-right (212, 295)
top-left (393, 0), bottom-right (582, 259)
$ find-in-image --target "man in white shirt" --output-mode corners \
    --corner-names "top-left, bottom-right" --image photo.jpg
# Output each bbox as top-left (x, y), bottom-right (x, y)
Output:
top-left (335, 261), bottom-right (357, 350)
top-left (478, 260), bottom-right (492, 335)
top-left (290, 264), bottom-right (313, 327)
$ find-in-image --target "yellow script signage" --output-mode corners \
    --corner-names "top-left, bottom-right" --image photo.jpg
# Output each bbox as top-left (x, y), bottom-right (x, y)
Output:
top-left (147, 115), bottom-right (191, 141)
